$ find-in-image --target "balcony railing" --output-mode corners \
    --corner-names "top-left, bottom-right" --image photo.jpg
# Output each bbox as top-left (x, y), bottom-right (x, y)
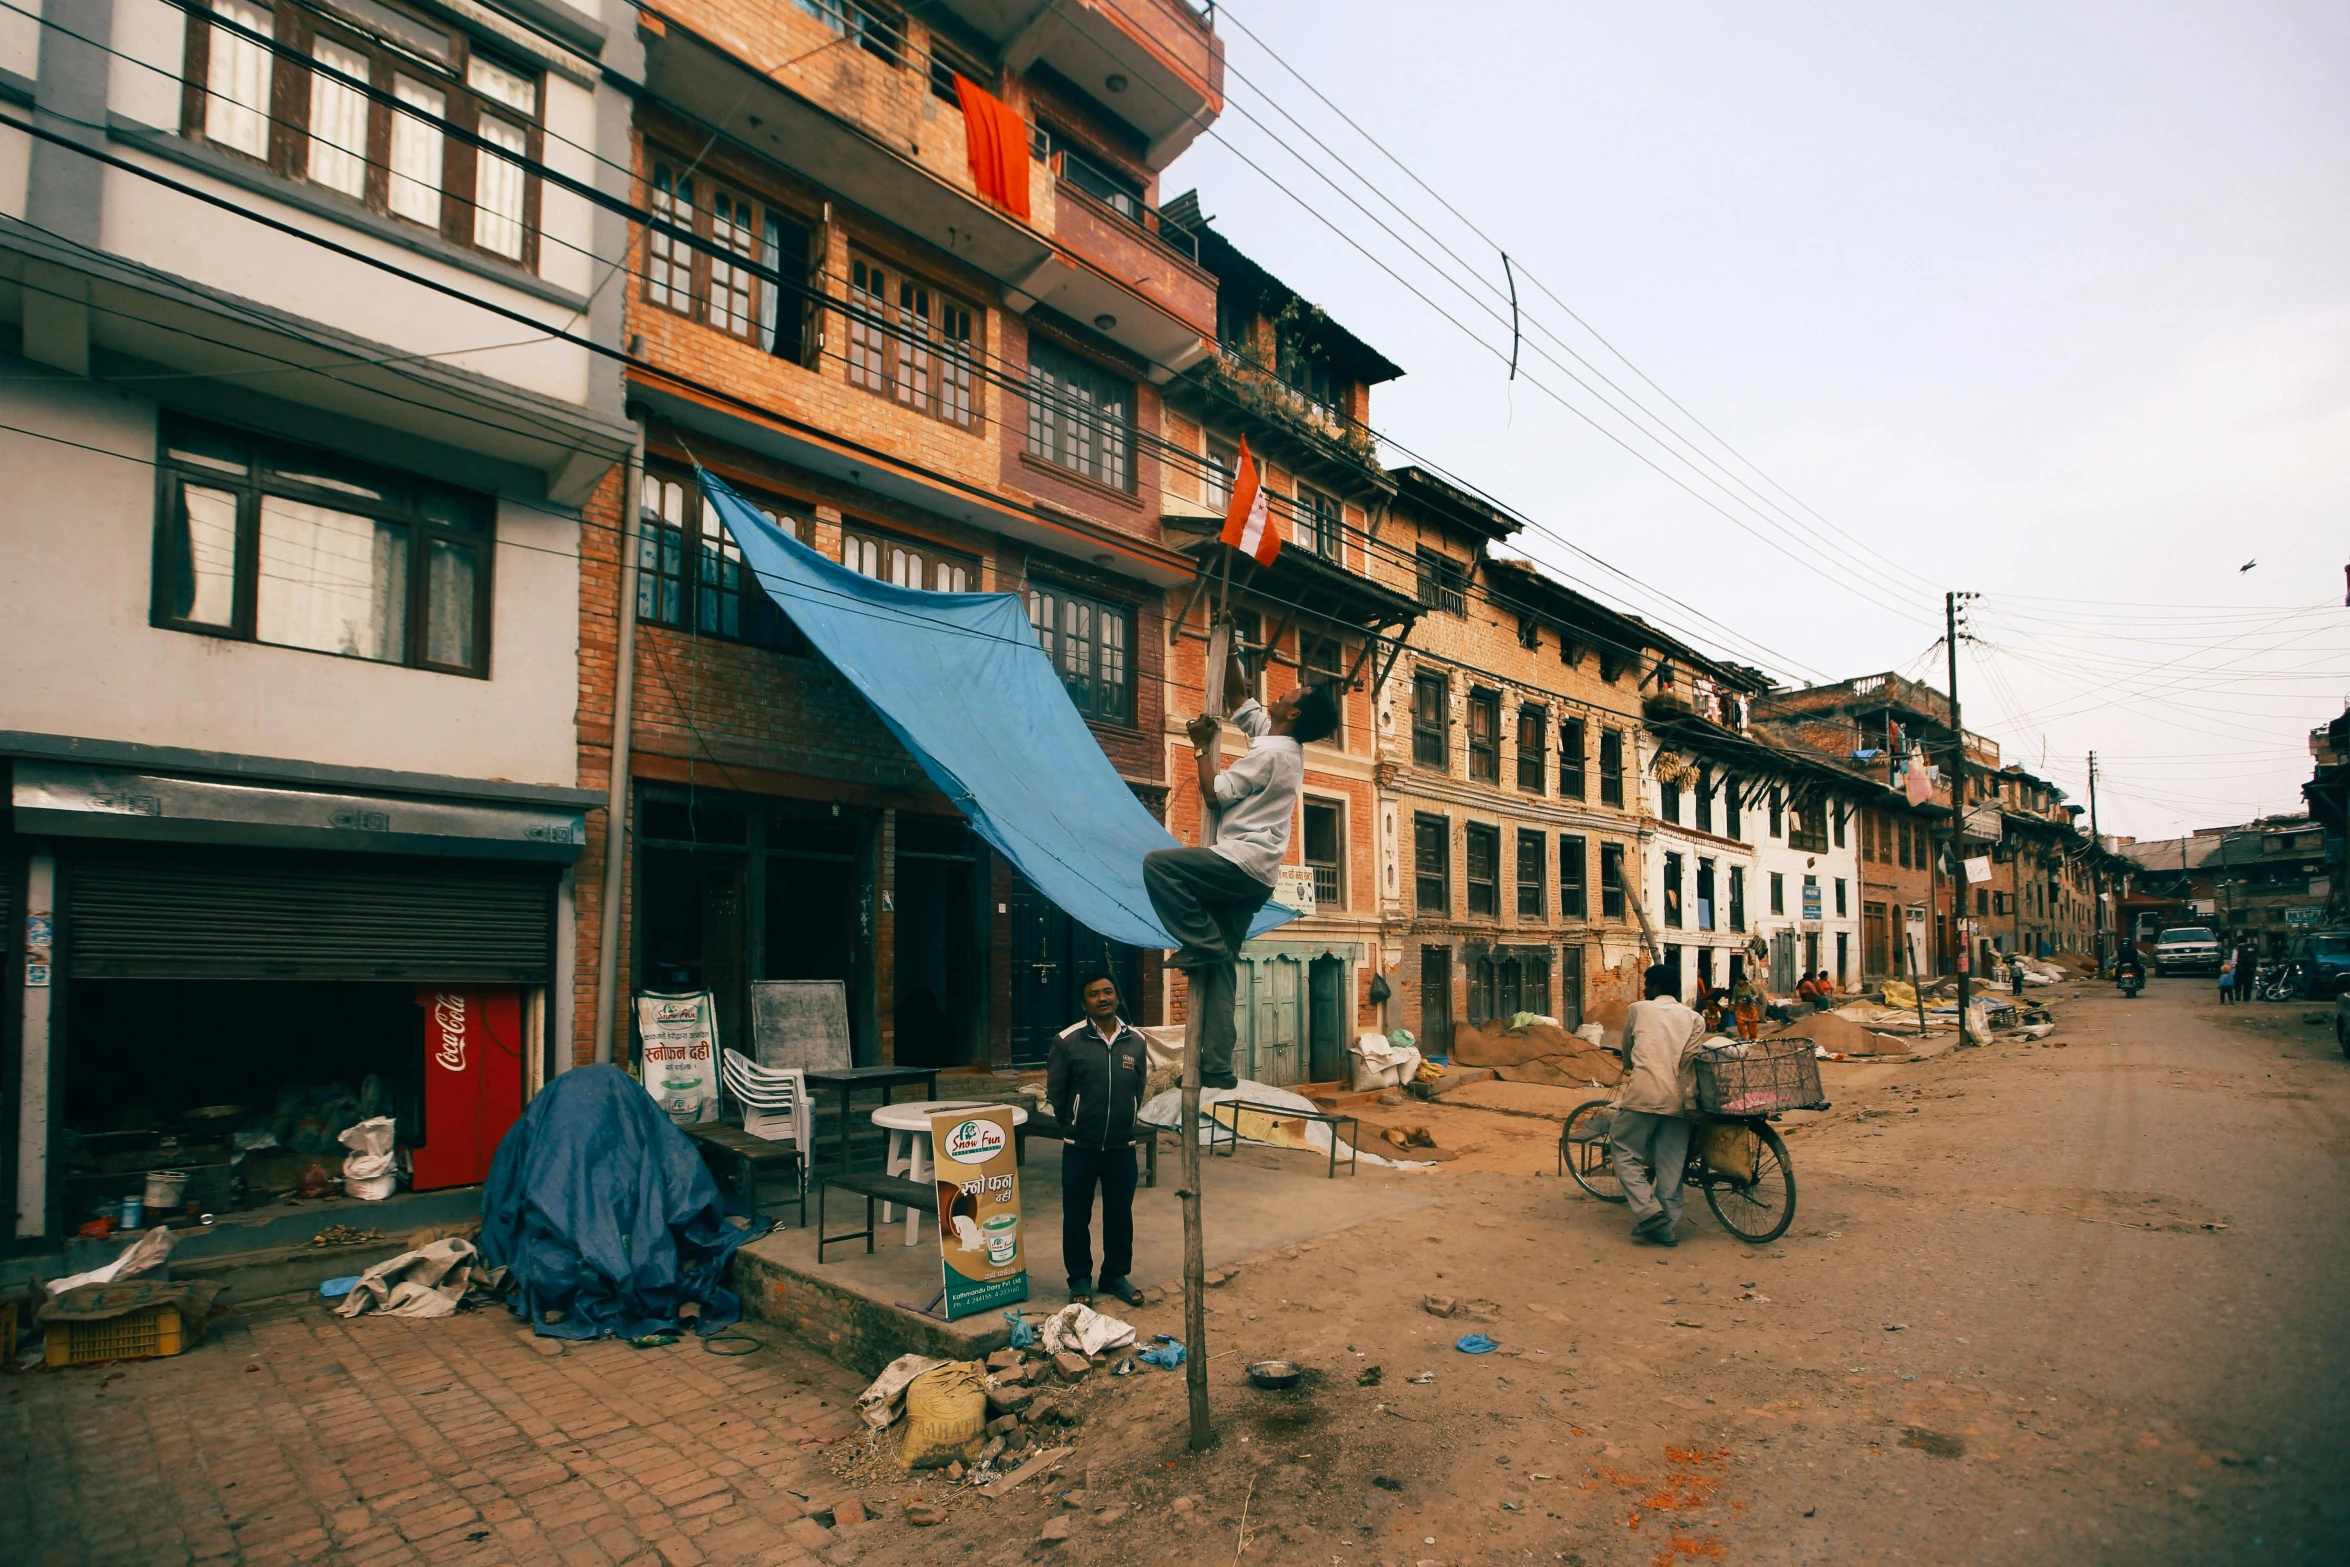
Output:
top-left (1051, 144), bottom-right (1199, 261)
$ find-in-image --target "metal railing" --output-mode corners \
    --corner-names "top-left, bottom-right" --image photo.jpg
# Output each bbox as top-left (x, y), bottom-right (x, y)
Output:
top-left (1052, 145), bottom-right (1199, 261)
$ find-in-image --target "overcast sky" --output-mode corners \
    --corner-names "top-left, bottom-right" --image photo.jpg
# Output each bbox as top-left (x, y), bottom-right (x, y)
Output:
top-left (1164, 0), bottom-right (2348, 841)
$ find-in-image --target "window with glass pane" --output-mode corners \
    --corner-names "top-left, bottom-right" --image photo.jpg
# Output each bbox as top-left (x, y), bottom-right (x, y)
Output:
top-left (1025, 338), bottom-right (1132, 490)
top-left (388, 76), bottom-right (445, 224)
top-left (1516, 704), bottom-right (1546, 793)
top-left (155, 417), bottom-right (489, 673)
top-left (306, 39), bottom-right (369, 196)
top-left (205, 0), bottom-right (273, 158)
top-left (474, 117), bottom-right (527, 258)
top-left (761, 210), bottom-right (814, 364)
top-left (1303, 801), bottom-right (1342, 908)
top-left (843, 526), bottom-right (973, 594)
top-left (1516, 829), bottom-right (1545, 918)
top-left (191, 3), bottom-right (544, 266)
top-left (1696, 858), bottom-right (1716, 930)
top-left (1559, 835), bottom-right (1587, 918)
top-left (1599, 728), bottom-right (1625, 807)
top-left (1025, 583), bottom-right (1131, 724)
top-left (1465, 825), bottom-right (1499, 917)
top-left (638, 470), bottom-right (801, 651)
top-left (841, 254), bottom-right (975, 425)
top-left (1559, 716), bottom-right (1586, 799)
top-left (1203, 437), bottom-right (1237, 512)
top-left (1414, 813), bottom-right (1449, 913)
top-left (1411, 671), bottom-right (1447, 769)
top-left (1298, 484), bottom-right (1342, 560)
top-left (649, 165), bottom-right (694, 312)
top-left (1600, 842), bottom-right (1626, 918)
top-left (706, 192), bottom-right (757, 336)
top-left (1466, 690), bottom-right (1499, 784)
top-left (1729, 865), bottom-right (1746, 931)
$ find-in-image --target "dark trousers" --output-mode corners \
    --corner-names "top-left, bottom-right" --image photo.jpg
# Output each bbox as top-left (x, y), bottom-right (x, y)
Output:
top-left (1061, 1142), bottom-right (1137, 1288)
top-left (1143, 846), bottom-right (1271, 1086)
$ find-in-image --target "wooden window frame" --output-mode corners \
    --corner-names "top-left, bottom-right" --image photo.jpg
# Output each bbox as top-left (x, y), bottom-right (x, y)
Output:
top-left (1302, 798), bottom-right (1344, 910)
top-left (1297, 482), bottom-right (1343, 561)
top-left (1559, 716), bottom-right (1587, 800)
top-left (841, 522), bottom-right (975, 594)
top-left (1415, 548), bottom-right (1467, 615)
top-left (1560, 834), bottom-right (1587, 919)
top-left (644, 153), bottom-right (821, 367)
top-left (181, 0), bottom-right (547, 271)
top-left (1025, 336), bottom-right (1134, 491)
top-left (1464, 823), bottom-right (1500, 918)
top-left (1515, 704), bottom-right (1547, 795)
top-left (1598, 728), bottom-right (1626, 808)
top-left (1662, 850), bottom-right (1684, 928)
top-left (1600, 842), bottom-right (1626, 919)
top-left (1026, 579), bottom-right (1134, 726)
top-left (1515, 828), bottom-right (1546, 919)
top-left (1413, 812), bottom-right (1450, 914)
top-left (845, 249), bottom-right (978, 426)
top-left (153, 413), bottom-right (494, 677)
top-left (1466, 689), bottom-right (1500, 785)
top-left (1411, 670), bottom-right (1449, 770)
top-left (636, 466), bottom-right (806, 653)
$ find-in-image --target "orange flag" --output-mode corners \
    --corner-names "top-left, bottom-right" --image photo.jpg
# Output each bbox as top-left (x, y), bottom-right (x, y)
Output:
top-left (1218, 436), bottom-right (1280, 566)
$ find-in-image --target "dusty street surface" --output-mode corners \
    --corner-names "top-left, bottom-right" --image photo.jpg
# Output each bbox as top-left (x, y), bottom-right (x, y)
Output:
top-left (9, 979), bottom-right (2347, 1567)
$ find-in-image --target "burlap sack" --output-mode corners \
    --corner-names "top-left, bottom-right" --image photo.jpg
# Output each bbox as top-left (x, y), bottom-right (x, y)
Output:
top-left (899, 1362), bottom-right (988, 1470)
top-left (1699, 1121), bottom-right (1760, 1184)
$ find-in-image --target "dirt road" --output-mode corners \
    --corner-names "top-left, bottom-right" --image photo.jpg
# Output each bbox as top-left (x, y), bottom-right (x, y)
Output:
top-left (832, 978), bottom-right (2349, 1567)
top-left (10, 979), bottom-right (2345, 1567)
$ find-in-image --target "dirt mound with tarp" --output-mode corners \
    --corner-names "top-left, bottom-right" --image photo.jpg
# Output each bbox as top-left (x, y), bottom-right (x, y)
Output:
top-left (1449, 1020), bottom-right (1623, 1089)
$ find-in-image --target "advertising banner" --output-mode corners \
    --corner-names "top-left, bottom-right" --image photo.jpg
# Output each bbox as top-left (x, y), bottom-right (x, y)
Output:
top-left (932, 1106), bottom-right (1028, 1320)
top-left (635, 990), bottom-right (719, 1126)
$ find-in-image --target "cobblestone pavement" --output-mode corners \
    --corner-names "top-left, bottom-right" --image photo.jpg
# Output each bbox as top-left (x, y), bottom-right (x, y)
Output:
top-left (1, 1294), bottom-right (870, 1567)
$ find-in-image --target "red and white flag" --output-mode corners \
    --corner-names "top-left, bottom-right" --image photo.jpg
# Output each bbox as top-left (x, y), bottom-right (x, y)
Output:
top-left (1218, 435), bottom-right (1281, 567)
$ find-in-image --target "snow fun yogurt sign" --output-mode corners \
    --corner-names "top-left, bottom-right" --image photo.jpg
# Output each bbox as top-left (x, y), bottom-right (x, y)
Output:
top-left (931, 1105), bottom-right (1025, 1320)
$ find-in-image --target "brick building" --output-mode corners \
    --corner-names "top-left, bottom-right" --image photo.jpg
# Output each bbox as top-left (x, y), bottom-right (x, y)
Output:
top-left (578, 0), bottom-right (1228, 1070)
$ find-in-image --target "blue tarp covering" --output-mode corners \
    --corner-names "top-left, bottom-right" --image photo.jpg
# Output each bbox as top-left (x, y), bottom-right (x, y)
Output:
top-left (702, 469), bottom-right (1296, 949)
top-left (479, 1065), bottom-right (755, 1339)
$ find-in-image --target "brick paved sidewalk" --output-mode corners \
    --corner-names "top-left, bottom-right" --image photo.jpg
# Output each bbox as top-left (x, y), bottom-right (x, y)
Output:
top-left (1, 1296), bottom-right (873, 1567)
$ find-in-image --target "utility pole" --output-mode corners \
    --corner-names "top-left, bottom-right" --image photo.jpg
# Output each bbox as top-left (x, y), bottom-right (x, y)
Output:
top-left (1945, 592), bottom-right (1976, 1038)
top-left (2088, 751), bottom-right (2105, 971)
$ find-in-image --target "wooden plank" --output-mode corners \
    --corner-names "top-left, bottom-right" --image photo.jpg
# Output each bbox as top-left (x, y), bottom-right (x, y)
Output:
top-left (982, 1445), bottom-right (1075, 1499)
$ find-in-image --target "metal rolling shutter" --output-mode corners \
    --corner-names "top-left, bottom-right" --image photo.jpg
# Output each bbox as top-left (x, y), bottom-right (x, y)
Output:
top-left (66, 848), bottom-right (555, 983)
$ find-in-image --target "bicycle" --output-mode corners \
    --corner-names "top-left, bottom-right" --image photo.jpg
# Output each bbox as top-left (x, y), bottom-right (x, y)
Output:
top-left (1555, 1038), bottom-right (1826, 1246)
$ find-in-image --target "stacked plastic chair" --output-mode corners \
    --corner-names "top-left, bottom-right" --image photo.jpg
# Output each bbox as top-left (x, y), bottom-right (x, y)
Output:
top-left (720, 1049), bottom-right (812, 1153)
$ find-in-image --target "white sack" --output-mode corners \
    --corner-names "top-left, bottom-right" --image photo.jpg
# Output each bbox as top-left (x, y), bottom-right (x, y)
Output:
top-left (1038, 1302), bottom-right (1136, 1357)
top-left (335, 1236), bottom-right (507, 1320)
top-left (1348, 1031), bottom-right (1422, 1091)
top-left (45, 1224), bottom-right (179, 1298)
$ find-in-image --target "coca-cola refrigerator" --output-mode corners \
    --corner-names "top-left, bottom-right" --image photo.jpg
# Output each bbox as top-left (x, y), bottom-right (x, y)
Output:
top-left (410, 987), bottom-right (526, 1191)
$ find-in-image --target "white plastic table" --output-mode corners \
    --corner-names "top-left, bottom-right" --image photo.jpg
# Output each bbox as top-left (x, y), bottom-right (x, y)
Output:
top-left (870, 1099), bottom-right (1029, 1246)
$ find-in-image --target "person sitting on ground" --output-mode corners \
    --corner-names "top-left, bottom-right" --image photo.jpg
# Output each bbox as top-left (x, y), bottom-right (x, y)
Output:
top-left (1608, 964), bottom-right (1711, 1248)
top-left (1047, 972), bottom-right (1152, 1307)
top-left (1144, 647), bottom-right (1338, 1091)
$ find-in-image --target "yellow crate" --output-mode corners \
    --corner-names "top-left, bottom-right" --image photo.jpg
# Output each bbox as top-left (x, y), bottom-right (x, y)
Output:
top-left (45, 1304), bottom-right (185, 1367)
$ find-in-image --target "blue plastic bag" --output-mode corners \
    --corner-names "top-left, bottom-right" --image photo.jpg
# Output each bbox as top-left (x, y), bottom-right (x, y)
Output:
top-left (1139, 1333), bottom-right (1187, 1369)
top-left (1004, 1309), bottom-right (1038, 1349)
top-left (319, 1275), bottom-right (360, 1299)
top-left (1455, 1333), bottom-right (1498, 1354)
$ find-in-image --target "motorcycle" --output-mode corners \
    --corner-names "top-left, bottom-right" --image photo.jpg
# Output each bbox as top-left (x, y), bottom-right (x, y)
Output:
top-left (2117, 967), bottom-right (2143, 999)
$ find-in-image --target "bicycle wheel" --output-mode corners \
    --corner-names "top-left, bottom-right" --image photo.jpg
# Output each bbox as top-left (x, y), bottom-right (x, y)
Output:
top-left (1560, 1099), bottom-right (1627, 1204)
top-left (1702, 1121), bottom-right (1795, 1244)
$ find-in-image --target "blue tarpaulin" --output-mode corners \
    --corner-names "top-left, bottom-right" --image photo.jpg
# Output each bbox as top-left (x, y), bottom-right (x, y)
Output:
top-left (701, 469), bottom-right (1295, 949)
top-left (479, 1065), bottom-right (755, 1339)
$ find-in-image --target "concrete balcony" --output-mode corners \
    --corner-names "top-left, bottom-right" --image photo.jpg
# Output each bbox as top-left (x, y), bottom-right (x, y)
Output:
top-left (931, 0), bottom-right (1224, 167)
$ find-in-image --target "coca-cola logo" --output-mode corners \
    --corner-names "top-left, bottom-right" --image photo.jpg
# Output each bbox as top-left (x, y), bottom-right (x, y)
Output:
top-left (432, 993), bottom-right (467, 1074)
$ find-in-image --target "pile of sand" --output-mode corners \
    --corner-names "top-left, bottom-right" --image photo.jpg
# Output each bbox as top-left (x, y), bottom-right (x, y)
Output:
top-left (1448, 1020), bottom-right (1624, 1088)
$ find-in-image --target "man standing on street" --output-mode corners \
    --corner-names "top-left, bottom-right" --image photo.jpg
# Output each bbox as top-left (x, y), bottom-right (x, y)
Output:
top-left (1609, 964), bottom-right (1711, 1246)
top-left (1144, 645), bottom-right (1337, 1090)
top-left (1048, 972), bottom-right (1152, 1307)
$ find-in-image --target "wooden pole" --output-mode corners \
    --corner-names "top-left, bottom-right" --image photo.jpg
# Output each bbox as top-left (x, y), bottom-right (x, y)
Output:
top-left (1179, 992), bottom-right (1210, 1450)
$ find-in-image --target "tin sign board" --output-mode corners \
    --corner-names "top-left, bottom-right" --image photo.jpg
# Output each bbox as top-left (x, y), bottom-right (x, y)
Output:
top-left (933, 1106), bottom-right (1028, 1320)
top-left (2285, 906), bottom-right (2324, 926)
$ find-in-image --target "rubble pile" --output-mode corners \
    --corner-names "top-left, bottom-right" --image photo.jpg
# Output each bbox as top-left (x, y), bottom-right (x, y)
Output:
top-left (1447, 1019), bottom-right (1625, 1088)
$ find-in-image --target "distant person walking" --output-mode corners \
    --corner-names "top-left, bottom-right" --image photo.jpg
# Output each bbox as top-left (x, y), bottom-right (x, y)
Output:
top-left (1729, 974), bottom-right (1765, 1041)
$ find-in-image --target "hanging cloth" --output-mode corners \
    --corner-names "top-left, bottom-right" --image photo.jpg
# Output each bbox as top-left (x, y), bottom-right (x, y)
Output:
top-left (953, 73), bottom-right (1031, 220)
top-left (698, 469), bottom-right (1297, 949)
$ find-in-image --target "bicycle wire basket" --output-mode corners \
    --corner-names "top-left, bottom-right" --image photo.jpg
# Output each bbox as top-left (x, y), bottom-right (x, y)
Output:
top-left (1694, 1039), bottom-right (1827, 1116)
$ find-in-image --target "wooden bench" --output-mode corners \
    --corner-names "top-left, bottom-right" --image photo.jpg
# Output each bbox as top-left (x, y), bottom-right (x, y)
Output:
top-left (686, 1122), bottom-right (807, 1229)
top-left (816, 1171), bottom-right (937, 1262)
top-left (1014, 1111), bottom-right (1160, 1189)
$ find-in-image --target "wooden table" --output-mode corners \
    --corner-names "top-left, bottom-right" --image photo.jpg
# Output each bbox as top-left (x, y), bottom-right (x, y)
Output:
top-left (801, 1065), bottom-right (942, 1174)
top-left (683, 1121), bottom-right (807, 1227)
